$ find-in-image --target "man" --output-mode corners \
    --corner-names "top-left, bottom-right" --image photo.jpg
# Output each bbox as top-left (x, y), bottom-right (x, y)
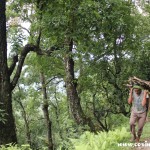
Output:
top-left (128, 85), bottom-right (148, 142)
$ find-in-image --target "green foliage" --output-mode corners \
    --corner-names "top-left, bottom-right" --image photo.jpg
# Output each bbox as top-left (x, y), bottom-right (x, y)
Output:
top-left (0, 144), bottom-right (31, 150)
top-left (142, 121), bottom-right (150, 139)
top-left (70, 127), bottom-right (130, 150)
top-left (8, 27), bottom-right (25, 54)
top-left (107, 114), bottom-right (129, 129)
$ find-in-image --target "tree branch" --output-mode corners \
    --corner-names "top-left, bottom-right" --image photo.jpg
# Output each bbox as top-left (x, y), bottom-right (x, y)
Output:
top-left (127, 76), bottom-right (150, 91)
top-left (18, 25), bottom-right (31, 36)
top-left (8, 54), bottom-right (18, 76)
top-left (10, 44), bottom-right (38, 90)
top-left (9, 24), bottom-right (31, 36)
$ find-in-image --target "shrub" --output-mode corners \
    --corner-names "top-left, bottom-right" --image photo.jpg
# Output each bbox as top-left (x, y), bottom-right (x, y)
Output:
top-left (70, 127), bottom-right (130, 150)
top-left (0, 144), bottom-right (31, 150)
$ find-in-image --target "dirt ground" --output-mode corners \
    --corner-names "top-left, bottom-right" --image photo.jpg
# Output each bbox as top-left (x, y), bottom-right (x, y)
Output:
top-left (132, 138), bottom-right (150, 150)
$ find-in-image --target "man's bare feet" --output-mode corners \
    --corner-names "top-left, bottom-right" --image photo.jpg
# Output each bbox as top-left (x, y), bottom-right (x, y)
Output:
top-left (130, 134), bottom-right (137, 142)
top-left (136, 137), bottom-right (140, 142)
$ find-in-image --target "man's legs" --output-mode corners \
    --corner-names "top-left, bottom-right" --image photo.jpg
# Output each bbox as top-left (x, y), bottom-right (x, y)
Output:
top-left (137, 111), bottom-right (147, 142)
top-left (129, 111), bottom-right (137, 141)
top-left (145, 98), bottom-right (149, 122)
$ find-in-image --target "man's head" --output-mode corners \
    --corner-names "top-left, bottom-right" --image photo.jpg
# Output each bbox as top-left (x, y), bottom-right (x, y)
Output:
top-left (133, 85), bottom-right (142, 95)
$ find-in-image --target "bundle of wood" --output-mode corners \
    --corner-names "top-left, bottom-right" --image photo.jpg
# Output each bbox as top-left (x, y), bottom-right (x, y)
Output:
top-left (127, 76), bottom-right (150, 91)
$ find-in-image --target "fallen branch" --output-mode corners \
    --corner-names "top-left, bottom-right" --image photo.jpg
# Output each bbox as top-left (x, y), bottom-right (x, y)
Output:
top-left (126, 76), bottom-right (150, 91)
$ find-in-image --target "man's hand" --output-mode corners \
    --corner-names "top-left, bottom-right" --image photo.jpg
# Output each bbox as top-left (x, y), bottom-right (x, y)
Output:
top-left (142, 90), bottom-right (148, 106)
top-left (128, 88), bottom-right (133, 104)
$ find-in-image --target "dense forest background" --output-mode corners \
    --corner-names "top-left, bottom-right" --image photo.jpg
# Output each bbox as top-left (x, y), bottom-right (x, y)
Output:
top-left (0, 0), bottom-right (150, 150)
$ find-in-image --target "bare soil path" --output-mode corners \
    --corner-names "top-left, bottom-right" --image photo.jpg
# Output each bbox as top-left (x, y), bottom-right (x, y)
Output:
top-left (132, 138), bottom-right (150, 150)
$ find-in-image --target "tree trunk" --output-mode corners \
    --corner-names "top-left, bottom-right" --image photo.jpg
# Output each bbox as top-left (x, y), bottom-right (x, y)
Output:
top-left (0, 0), bottom-right (17, 144)
top-left (64, 39), bottom-right (95, 132)
top-left (0, 1), bottom-right (38, 144)
top-left (0, 90), bottom-right (17, 144)
top-left (40, 72), bottom-right (53, 150)
top-left (17, 99), bottom-right (32, 147)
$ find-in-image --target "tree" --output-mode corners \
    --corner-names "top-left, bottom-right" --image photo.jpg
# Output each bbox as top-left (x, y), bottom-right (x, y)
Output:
top-left (0, 0), bottom-right (18, 144)
top-left (0, 0), bottom-right (38, 144)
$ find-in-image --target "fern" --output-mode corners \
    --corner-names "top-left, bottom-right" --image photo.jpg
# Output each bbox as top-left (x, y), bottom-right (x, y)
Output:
top-left (0, 144), bottom-right (31, 150)
top-left (70, 127), bottom-right (130, 150)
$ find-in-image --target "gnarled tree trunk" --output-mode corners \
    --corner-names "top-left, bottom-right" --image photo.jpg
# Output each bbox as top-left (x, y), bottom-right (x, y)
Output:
top-left (64, 39), bottom-right (95, 132)
top-left (0, 0), bottom-right (17, 144)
